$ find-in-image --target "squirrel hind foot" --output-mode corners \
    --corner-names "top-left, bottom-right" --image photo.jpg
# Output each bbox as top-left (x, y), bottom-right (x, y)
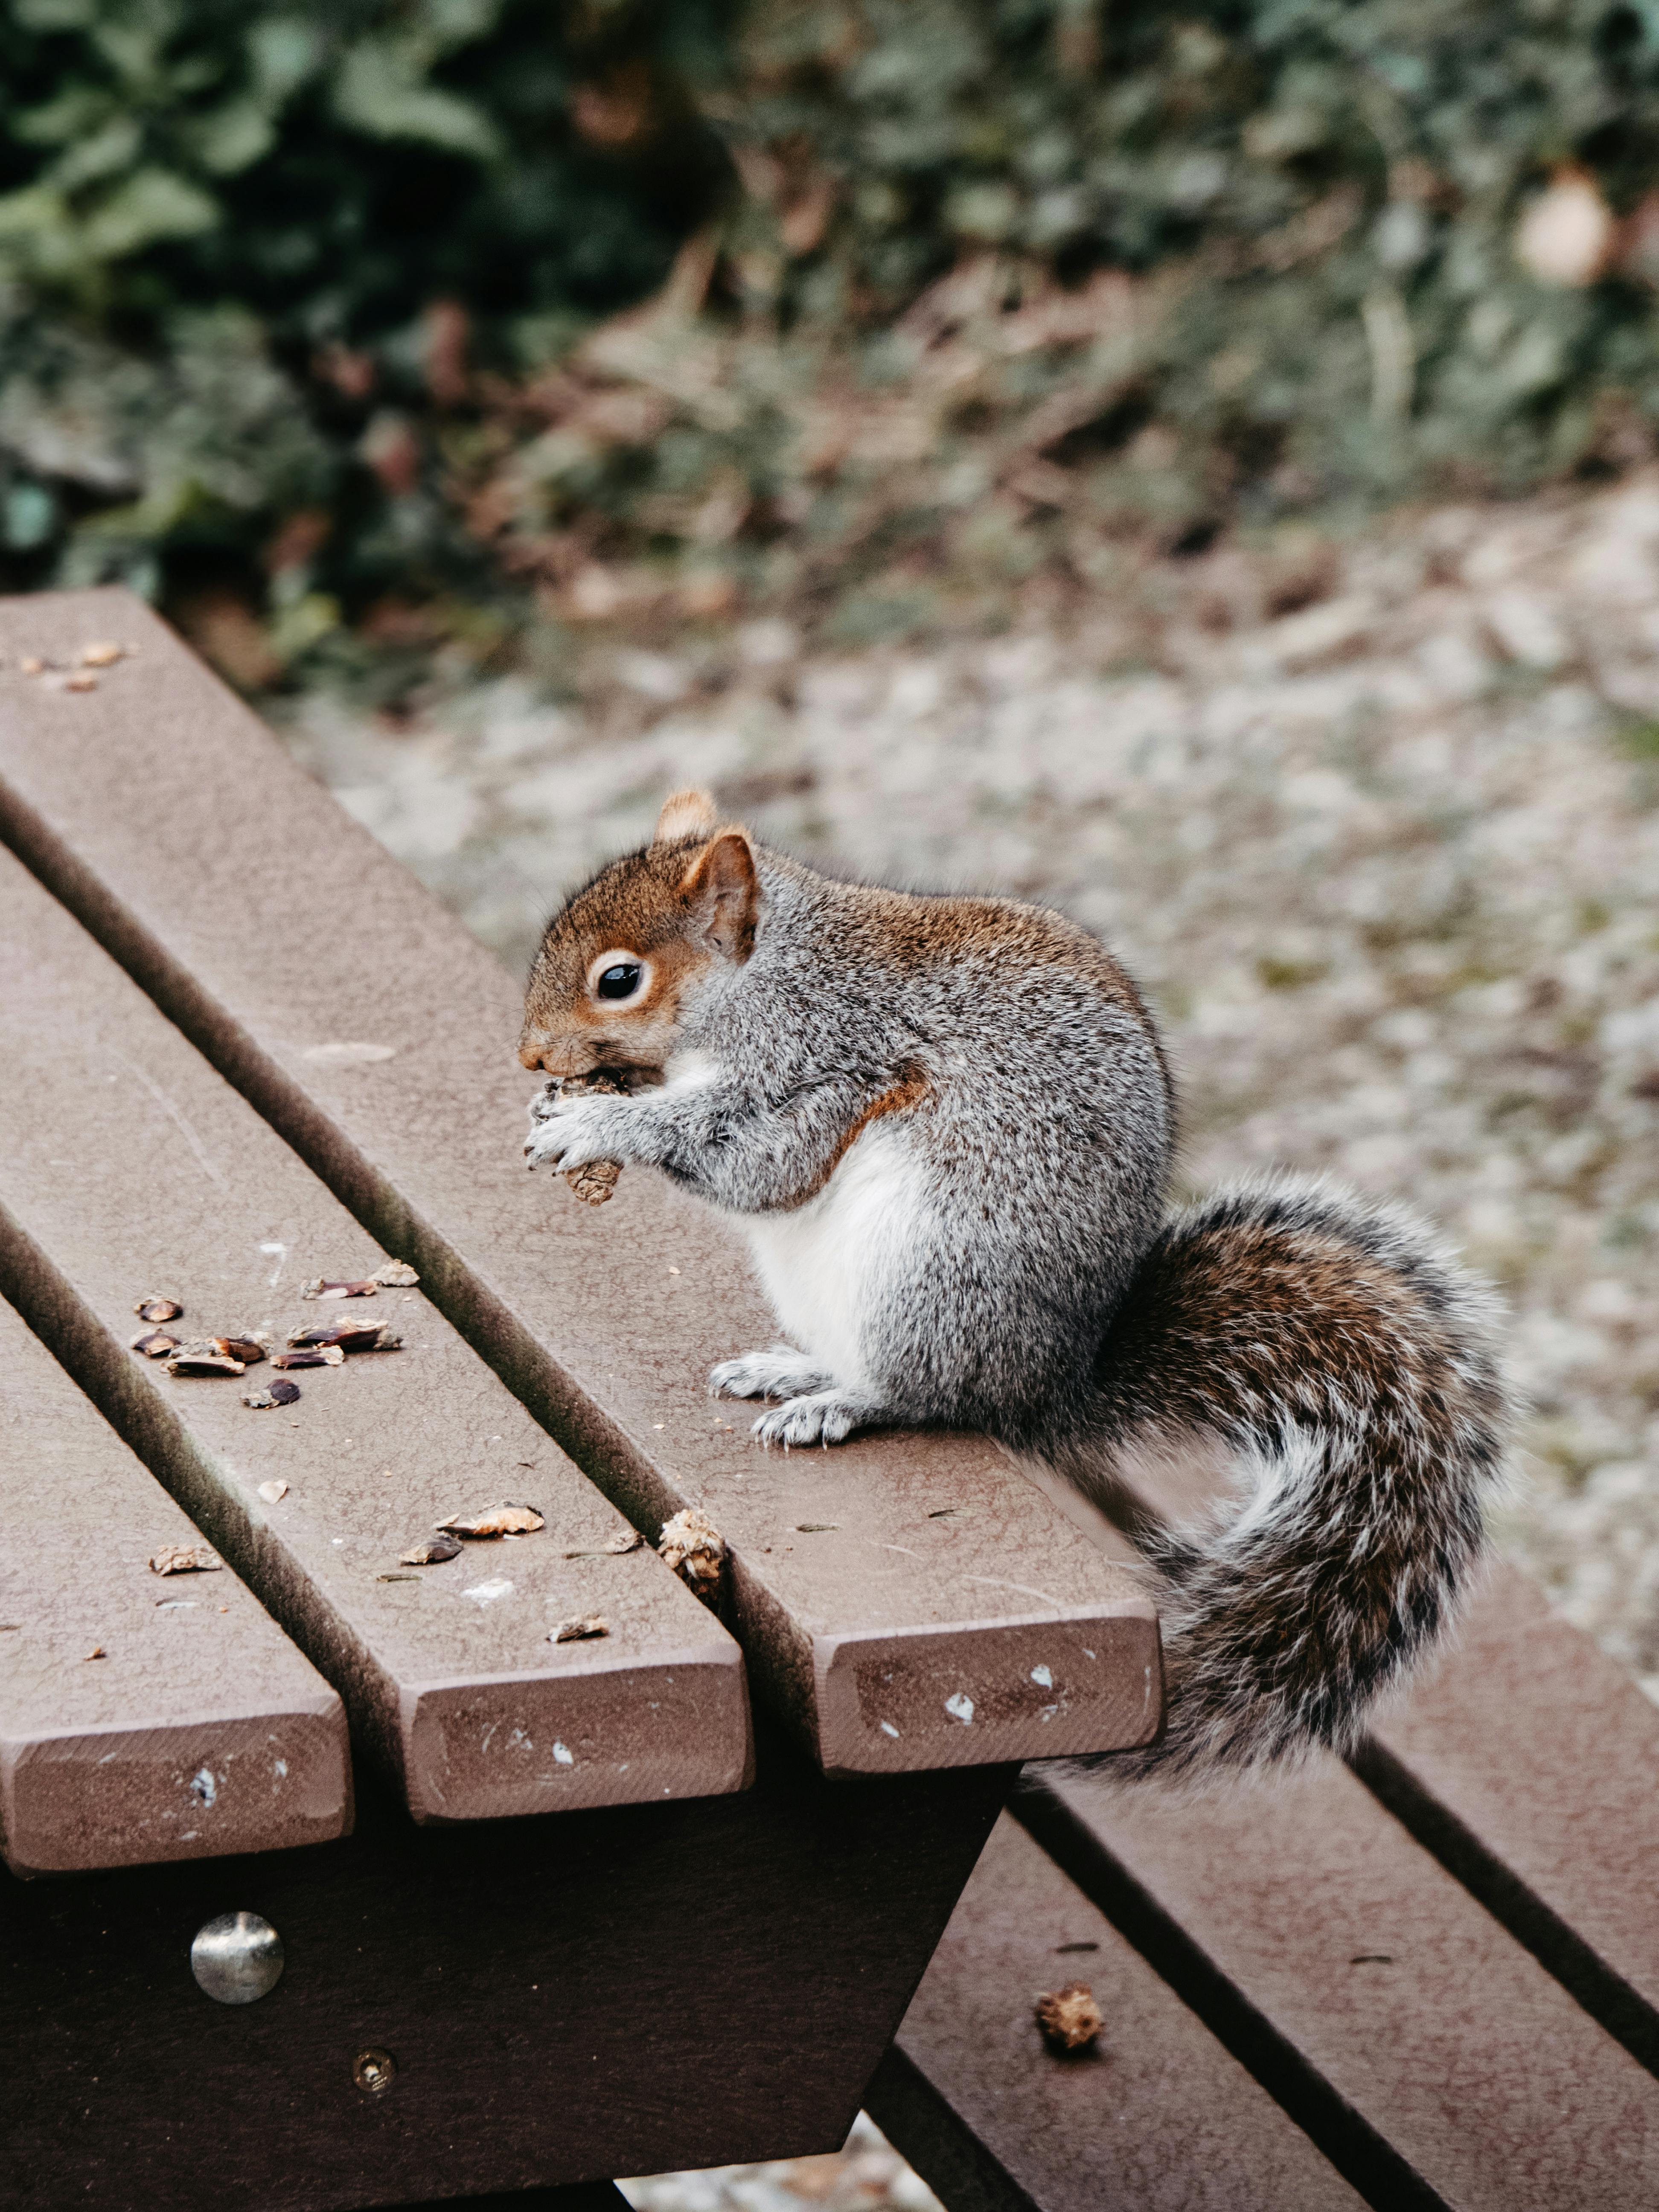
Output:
top-left (751, 1389), bottom-right (879, 1449)
top-left (709, 1347), bottom-right (832, 1402)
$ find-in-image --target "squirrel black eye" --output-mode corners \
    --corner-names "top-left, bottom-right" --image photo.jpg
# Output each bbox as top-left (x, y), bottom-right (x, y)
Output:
top-left (595, 960), bottom-right (644, 1001)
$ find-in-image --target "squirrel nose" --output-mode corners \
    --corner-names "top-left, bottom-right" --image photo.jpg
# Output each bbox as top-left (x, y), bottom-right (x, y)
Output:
top-left (517, 1028), bottom-right (553, 1071)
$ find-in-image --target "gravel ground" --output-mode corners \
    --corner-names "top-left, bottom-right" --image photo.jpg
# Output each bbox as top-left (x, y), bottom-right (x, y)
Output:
top-left (277, 473), bottom-right (1659, 2206)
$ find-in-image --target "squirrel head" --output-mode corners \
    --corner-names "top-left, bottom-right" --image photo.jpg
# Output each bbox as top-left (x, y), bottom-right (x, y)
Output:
top-left (518, 789), bottom-right (760, 1077)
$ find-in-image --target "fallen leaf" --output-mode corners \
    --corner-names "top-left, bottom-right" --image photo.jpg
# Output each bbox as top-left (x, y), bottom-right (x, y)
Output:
top-left (301, 1277), bottom-right (379, 1300)
top-left (130, 1330), bottom-right (180, 1358)
top-left (400, 1533), bottom-right (463, 1565)
top-left (244, 1380), bottom-right (302, 1410)
top-left (257, 1479), bottom-right (289, 1502)
top-left (1035, 1982), bottom-right (1103, 2052)
top-left (149, 1546), bottom-right (223, 1576)
top-left (435, 1502), bottom-right (545, 1538)
top-left (134, 1295), bottom-right (183, 1323)
top-left (272, 1346), bottom-right (345, 1369)
top-left (551, 1614), bottom-right (610, 1642)
top-left (371, 1260), bottom-right (419, 1287)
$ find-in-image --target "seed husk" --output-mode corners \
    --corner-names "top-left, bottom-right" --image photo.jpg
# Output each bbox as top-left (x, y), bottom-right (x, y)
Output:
top-left (134, 1295), bottom-right (183, 1323)
top-left (301, 1277), bottom-right (379, 1301)
top-left (257, 1479), bottom-right (290, 1502)
top-left (80, 641), bottom-right (124, 667)
top-left (272, 1346), bottom-right (345, 1369)
top-left (214, 1335), bottom-right (266, 1365)
top-left (286, 1318), bottom-right (400, 1353)
top-left (371, 1260), bottom-right (419, 1287)
top-left (434, 1502), bottom-right (545, 1538)
top-left (244, 1381), bottom-right (302, 1410)
top-left (149, 1545), bottom-right (222, 1576)
top-left (1034, 1982), bottom-right (1103, 2052)
top-left (551, 1614), bottom-right (610, 1643)
top-left (131, 1330), bottom-right (180, 1358)
top-left (400, 1533), bottom-right (463, 1566)
top-left (167, 1344), bottom-right (245, 1377)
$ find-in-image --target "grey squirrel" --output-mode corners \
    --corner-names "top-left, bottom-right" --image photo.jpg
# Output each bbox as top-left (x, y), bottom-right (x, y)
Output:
top-left (519, 788), bottom-right (1509, 1778)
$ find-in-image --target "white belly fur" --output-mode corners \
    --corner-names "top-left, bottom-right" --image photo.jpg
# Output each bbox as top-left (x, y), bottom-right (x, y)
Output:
top-left (736, 1123), bottom-right (928, 1386)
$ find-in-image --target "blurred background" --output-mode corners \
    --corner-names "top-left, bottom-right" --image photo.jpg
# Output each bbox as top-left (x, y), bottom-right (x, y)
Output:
top-left (5, 6), bottom-right (1659, 2204)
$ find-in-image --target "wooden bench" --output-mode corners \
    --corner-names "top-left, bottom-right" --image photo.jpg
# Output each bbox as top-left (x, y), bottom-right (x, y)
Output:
top-left (3, 587), bottom-right (1658, 2212)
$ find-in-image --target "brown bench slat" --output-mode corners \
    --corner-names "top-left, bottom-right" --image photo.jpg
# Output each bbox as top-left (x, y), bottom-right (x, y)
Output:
top-left (868, 1812), bottom-right (1364, 2212)
top-left (0, 1292), bottom-right (348, 1876)
top-left (1016, 1758), bottom-right (1659, 2212)
top-left (0, 588), bottom-right (1160, 1779)
top-left (1058, 1427), bottom-right (1659, 2081)
top-left (1356, 1561), bottom-right (1659, 2075)
top-left (0, 843), bottom-right (749, 1822)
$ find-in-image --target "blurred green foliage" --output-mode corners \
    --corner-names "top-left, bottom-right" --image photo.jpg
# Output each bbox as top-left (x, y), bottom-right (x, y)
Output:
top-left (8, 0), bottom-right (1659, 673)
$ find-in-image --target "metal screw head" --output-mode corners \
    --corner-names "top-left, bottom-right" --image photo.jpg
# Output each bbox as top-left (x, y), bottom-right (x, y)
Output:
top-left (353, 2048), bottom-right (396, 2095)
top-left (190, 1912), bottom-right (284, 2005)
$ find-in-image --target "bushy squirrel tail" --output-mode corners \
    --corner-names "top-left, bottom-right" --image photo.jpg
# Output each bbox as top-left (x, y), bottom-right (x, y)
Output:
top-left (1078, 1173), bottom-right (1509, 1783)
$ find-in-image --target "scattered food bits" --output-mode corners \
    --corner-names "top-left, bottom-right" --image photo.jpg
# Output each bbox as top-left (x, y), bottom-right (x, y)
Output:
top-left (245, 1380), bottom-right (302, 1411)
top-left (79, 641), bottom-right (124, 667)
top-left (370, 1259), bottom-right (419, 1287)
top-left (605, 1528), bottom-right (646, 1554)
top-left (63, 672), bottom-right (98, 693)
top-left (795, 1522), bottom-right (839, 1533)
top-left (435, 1502), bottom-right (545, 1538)
top-left (19, 656), bottom-right (45, 677)
top-left (400, 1533), bottom-right (463, 1566)
top-left (272, 1346), bottom-right (345, 1369)
top-left (552, 1613), bottom-right (610, 1642)
top-left (286, 1318), bottom-right (401, 1353)
top-left (149, 1545), bottom-right (223, 1577)
top-left (658, 1505), bottom-right (726, 1607)
top-left (84, 1645), bottom-right (106, 1661)
top-left (130, 1329), bottom-right (180, 1358)
top-left (257, 1479), bottom-right (290, 1503)
top-left (301, 1277), bottom-right (379, 1301)
top-left (134, 1295), bottom-right (183, 1323)
top-left (1035, 1982), bottom-right (1103, 2053)
top-left (166, 1343), bottom-right (246, 1377)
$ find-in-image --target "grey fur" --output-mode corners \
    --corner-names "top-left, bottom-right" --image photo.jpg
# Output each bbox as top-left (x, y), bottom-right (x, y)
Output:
top-left (525, 840), bottom-right (1510, 1776)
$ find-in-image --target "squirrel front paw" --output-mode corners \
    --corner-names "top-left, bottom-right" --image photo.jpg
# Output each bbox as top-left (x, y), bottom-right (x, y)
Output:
top-left (523, 1092), bottom-right (630, 1173)
top-left (710, 1347), bottom-right (833, 1402)
top-left (752, 1389), bottom-right (875, 1449)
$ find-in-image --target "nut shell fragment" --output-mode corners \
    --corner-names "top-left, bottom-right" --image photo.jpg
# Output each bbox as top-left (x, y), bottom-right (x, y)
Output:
top-left (552, 1614), bottom-right (610, 1643)
top-left (245, 1382), bottom-right (302, 1410)
top-left (1035, 1982), bottom-right (1103, 2052)
top-left (257, 1480), bottom-right (290, 1502)
top-left (286, 1318), bottom-right (400, 1353)
top-left (272, 1346), bottom-right (345, 1369)
top-left (149, 1546), bottom-right (223, 1577)
top-left (605, 1529), bottom-right (646, 1554)
top-left (167, 1343), bottom-right (246, 1377)
top-left (134, 1295), bottom-right (183, 1323)
top-left (400, 1533), bottom-right (463, 1565)
top-left (435, 1502), bottom-right (545, 1538)
top-left (301, 1277), bottom-right (379, 1301)
top-left (213, 1336), bottom-right (265, 1365)
top-left (658, 1505), bottom-right (726, 1607)
top-left (370, 1260), bottom-right (419, 1288)
top-left (131, 1330), bottom-right (180, 1358)
top-left (553, 1069), bottom-right (628, 1206)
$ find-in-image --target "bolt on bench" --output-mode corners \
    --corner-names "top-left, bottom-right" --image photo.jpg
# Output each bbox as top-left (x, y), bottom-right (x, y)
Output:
top-left (5, 591), bottom-right (1659, 2212)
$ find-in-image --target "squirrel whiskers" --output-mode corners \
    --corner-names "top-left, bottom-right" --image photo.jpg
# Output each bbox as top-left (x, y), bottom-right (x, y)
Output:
top-left (519, 789), bottom-right (1510, 1780)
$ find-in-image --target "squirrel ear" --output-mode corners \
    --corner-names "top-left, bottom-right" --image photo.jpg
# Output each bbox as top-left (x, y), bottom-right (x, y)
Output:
top-left (681, 830), bottom-right (760, 961)
top-left (654, 787), bottom-right (719, 845)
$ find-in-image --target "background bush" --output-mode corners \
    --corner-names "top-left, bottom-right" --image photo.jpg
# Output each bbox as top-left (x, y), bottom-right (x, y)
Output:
top-left (8, 0), bottom-right (1659, 672)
